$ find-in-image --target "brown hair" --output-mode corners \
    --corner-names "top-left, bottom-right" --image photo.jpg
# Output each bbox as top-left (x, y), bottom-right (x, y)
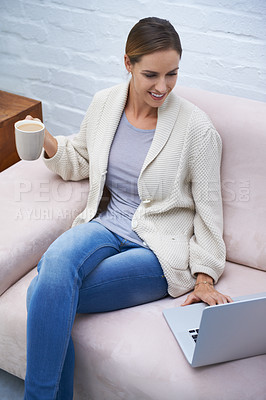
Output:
top-left (125, 17), bottom-right (182, 64)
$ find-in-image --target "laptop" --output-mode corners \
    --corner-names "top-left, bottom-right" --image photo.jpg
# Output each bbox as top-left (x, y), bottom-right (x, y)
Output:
top-left (163, 292), bottom-right (266, 367)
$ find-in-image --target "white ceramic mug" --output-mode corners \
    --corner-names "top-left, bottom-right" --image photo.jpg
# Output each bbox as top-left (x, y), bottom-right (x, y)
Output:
top-left (15, 119), bottom-right (45, 160)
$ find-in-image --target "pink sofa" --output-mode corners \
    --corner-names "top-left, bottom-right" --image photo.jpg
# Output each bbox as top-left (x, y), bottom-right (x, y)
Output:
top-left (1, 86), bottom-right (266, 400)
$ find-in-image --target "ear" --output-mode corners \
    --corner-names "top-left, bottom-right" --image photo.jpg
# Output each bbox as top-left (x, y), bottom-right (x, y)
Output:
top-left (124, 54), bottom-right (132, 73)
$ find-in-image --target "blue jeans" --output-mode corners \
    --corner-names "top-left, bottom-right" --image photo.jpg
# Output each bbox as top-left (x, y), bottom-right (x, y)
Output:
top-left (24, 221), bottom-right (168, 399)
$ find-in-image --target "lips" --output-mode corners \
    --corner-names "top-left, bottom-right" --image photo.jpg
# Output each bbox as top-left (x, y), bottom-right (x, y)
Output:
top-left (149, 91), bottom-right (167, 101)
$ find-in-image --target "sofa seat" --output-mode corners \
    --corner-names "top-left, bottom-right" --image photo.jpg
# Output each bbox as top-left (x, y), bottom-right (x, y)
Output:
top-left (0, 261), bottom-right (266, 400)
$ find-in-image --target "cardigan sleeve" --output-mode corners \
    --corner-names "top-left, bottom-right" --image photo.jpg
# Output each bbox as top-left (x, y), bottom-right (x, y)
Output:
top-left (43, 99), bottom-right (96, 182)
top-left (189, 127), bottom-right (226, 283)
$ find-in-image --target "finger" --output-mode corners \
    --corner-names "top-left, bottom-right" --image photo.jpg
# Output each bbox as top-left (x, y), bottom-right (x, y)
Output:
top-left (208, 293), bottom-right (232, 305)
top-left (25, 115), bottom-right (41, 122)
top-left (225, 295), bottom-right (234, 303)
top-left (180, 296), bottom-right (191, 306)
top-left (203, 296), bottom-right (217, 306)
top-left (181, 294), bottom-right (200, 306)
top-left (213, 293), bottom-right (227, 305)
top-left (211, 291), bottom-right (234, 305)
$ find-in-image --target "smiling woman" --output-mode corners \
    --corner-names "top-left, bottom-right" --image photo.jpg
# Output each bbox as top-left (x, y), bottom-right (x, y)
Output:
top-left (24, 16), bottom-right (230, 400)
top-left (124, 49), bottom-right (180, 128)
top-left (124, 17), bottom-right (182, 129)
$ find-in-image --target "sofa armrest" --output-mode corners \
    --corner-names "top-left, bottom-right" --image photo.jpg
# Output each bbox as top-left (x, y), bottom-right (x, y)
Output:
top-left (0, 158), bottom-right (89, 295)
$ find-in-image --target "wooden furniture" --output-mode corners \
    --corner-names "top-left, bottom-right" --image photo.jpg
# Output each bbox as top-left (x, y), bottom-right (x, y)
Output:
top-left (0, 91), bottom-right (42, 172)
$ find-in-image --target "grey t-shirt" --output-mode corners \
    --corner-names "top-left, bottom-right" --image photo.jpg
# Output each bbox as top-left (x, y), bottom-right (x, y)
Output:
top-left (94, 111), bottom-right (155, 246)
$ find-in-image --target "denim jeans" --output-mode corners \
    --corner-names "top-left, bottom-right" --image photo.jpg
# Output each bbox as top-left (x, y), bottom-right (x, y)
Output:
top-left (24, 221), bottom-right (168, 399)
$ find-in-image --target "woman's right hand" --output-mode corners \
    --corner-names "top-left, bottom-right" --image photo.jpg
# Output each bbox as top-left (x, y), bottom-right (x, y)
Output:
top-left (25, 115), bottom-right (58, 159)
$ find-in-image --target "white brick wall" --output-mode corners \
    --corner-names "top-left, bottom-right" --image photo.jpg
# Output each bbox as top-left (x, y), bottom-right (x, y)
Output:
top-left (1, 0), bottom-right (265, 136)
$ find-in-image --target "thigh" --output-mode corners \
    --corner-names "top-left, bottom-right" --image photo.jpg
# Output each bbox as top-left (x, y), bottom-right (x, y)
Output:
top-left (27, 222), bottom-right (120, 306)
top-left (77, 247), bottom-right (168, 313)
top-left (37, 221), bottom-right (119, 277)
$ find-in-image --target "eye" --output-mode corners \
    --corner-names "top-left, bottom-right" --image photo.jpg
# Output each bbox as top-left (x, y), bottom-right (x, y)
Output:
top-left (167, 72), bottom-right (178, 77)
top-left (144, 73), bottom-right (157, 78)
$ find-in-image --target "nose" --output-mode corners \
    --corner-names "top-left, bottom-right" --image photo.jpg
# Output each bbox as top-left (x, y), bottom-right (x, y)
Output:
top-left (154, 77), bottom-right (167, 93)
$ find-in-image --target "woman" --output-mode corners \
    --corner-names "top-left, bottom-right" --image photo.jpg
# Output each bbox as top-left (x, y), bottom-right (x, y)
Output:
top-left (24, 17), bottom-right (232, 399)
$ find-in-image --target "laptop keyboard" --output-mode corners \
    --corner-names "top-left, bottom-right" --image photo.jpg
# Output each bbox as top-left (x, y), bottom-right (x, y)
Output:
top-left (189, 329), bottom-right (199, 343)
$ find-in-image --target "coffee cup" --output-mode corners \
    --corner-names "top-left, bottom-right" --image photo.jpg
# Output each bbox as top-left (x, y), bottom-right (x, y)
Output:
top-left (15, 119), bottom-right (45, 160)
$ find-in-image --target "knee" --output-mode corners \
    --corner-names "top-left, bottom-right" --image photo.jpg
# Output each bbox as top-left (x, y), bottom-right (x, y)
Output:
top-left (37, 240), bottom-right (76, 278)
top-left (38, 231), bottom-right (81, 276)
top-left (35, 247), bottom-right (81, 298)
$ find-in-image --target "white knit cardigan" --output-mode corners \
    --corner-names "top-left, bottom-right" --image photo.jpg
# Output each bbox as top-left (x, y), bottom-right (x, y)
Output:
top-left (44, 81), bottom-right (226, 297)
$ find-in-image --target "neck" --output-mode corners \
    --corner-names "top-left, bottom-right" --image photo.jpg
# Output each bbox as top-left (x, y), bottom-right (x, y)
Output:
top-left (126, 81), bottom-right (157, 121)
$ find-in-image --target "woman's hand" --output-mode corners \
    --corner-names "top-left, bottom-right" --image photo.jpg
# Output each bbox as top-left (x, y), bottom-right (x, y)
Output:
top-left (25, 115), bottom-right (58, 158)
top-left (25, 115), bottom-right (41, 122)
top-left (181, 273), bottom-right (233, 306)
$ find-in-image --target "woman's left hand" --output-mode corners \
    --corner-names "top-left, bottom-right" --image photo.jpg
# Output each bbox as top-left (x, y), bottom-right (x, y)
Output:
top-left (181, 274), bottom-right (233, 306)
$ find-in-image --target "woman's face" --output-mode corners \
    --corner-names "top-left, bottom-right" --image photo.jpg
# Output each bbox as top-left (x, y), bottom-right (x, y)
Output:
top-left (125, 49), bottom-right (180, 110)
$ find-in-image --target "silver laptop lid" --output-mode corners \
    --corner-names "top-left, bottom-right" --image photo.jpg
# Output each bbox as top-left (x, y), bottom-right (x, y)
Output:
top-left (163, 292), bottom-right (266, 367)
top-left (192, 296), bottom-right (266, 367)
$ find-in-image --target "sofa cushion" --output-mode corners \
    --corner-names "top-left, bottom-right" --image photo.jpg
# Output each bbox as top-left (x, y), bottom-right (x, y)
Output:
top-left (0, 158), bottom-right (89, 295)
top-left (175, 86), bottom-right (266, 272)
